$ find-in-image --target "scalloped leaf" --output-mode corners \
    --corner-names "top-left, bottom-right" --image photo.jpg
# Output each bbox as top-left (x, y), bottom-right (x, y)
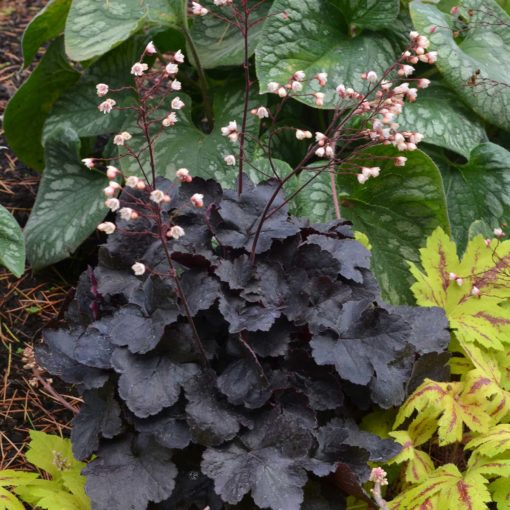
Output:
top-left (255, 0), bottom-right (400, 109)
top-left (330, 0), bottom-right (400, 29)
top-left (24, 127), bottom-right (108, 269)
top-left (409, 227), bottom-right (510, 350)
top-left (389, 464), bottom-right (491, 510)
top-left (394, 370), bottom-right (498, 446)
top-left (466, 424), bottom-right (510, 458)
top-left (410, 0), bottom-right (510, 131)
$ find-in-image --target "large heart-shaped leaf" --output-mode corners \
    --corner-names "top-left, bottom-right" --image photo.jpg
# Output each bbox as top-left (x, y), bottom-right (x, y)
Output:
top-left (21, 0), bottom-right (71, 67)
top-left (44, 37), bottom-right (140, 139)
top-left (188, 0), bottom-right (270, 68)
top-left (429, 143), bottom-right (510, 253)
top-left (410, 0), bottom-right (510, 131)
top-left (398, 83), bottom-right (487, 158)
top-left (0, 205), bottom-right (25, 278)
top-left (4, 38), bottom-right (80, 170)
top-left (64, 0), bottom-right (183, 61)
top-left (120, 80), bottom-right (260, 187)
top-left (337, 145), bottom-right (450, 304)
top-left (256, 0), bottom-right (400, 108)
top-left (24, 127), bottom-right (108, 269)
top-left (331, 0), bottom-right (400, 29)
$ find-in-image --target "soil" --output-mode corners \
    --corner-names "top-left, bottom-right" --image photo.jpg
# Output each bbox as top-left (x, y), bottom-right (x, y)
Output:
top-left (0, 0), bottom-right (85, 469)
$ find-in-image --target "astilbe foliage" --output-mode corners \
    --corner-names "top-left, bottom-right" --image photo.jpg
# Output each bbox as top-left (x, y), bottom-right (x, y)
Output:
top-left (37, 171), bottom-right (449, 510)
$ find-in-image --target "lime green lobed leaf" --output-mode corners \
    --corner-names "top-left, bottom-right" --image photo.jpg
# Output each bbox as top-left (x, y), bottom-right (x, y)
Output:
top-left (337, 145), bottom-right (450, 304)
top-left (410, 0), bottom-right (510, 131)
top-left (255, 0), bottom-right (400, 108)
top-left (398, 83), bottom-right (487, 158)
top-left (24, 128), bottom-right (108, 270)
top-left (491, 477), bottom-right (510, 510)
top-left (389, 464), bottom-right (491, 510)
top-left (64, 0), bottom-right (183, 61)
top-left (409, 228), bottom-right (510, 350)
top-left (21, 0), bottom-right (71, 67)
top-left (0, 487), bottom-right (25, 510)
top-left (0, 205), bottom-right (25, 278)
top-left (3, 38), bottom-right (80, 170)
top-left (467, 424), bottom-right (510, 458)
top-left (331, 0), bottom-right (400, 29)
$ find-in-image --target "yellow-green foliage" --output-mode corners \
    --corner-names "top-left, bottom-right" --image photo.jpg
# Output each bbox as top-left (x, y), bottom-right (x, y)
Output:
top-left (350, 228), bottom-right (510, 510)
top-left (0, 431), bottom-right (89, 510)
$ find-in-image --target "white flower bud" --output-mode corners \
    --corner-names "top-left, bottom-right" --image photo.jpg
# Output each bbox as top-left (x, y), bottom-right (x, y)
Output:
top-left (267, 82), bottom-right (279, 93)
top-left (150, 189), bottom-right (165, 203)
top-left (131, 62), bottom-right (148, 76)
top-left (168, 225), bottom-right (185, 239)
top-left (125, 176), bottom-right (139, 188)
top-left (96, 83), bottom-right (109, 97)
top-left (176, 168), bottom-right (192, 182)
top-left (170, 79), bottom-right (182, 91)
top-left (105, 198), bottom-right (120, 211)
top-left (97, 222), bottom-right (116, 234)
top-left (82, 158), bottom-right (95, 169)
top-left (119, 207), bottom-right (133, 220)
top-left (224, 154), bottom-right (236, 166)
top-left (191, 193), bottom-right (204, 208)
top-left (171, 97), bottom-right (185, 110)
top-left (174, 50), bottom-right (185, 63)
top-left (132, 262), bottom-right (146, 276)
top-left (106, 166), bottom-right (120, 180)
top-left (145, 41), bottom-right (157, 54)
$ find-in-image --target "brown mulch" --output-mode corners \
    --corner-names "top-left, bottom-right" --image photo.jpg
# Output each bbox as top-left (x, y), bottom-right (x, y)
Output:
top-left (0, 0), bottom-right (83, 470)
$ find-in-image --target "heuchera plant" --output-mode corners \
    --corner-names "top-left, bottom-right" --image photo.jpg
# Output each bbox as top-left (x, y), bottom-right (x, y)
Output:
top-left (35, 39), bottom-right (451, 510)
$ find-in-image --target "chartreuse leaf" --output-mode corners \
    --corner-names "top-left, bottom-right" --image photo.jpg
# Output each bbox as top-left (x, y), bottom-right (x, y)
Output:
top-left (410, 0), bottom-right (510, 131)
top-left (64, 0), bottom-right (183, 61)
top-left (26, 430), bottom-right (84, 480)
top-left (428, 143), bottom-right (510, 252)
top-left (3, 38), bottom-right (79, 170)
top-left (398, 83), bottom-right (487, 158)
top-left (24, 127), bottom-right (108, 270)
top-left (0, 472), bottom-right (38, 489)
top-left (491, 477), bottom-right (510, 509)
top-left (387, 430), bottom-right (435, 483)
top-left (389, 464), bottom-right (491, 510)
top-left (337, 145), bottom-right (450, 304)
top-left (44, 37), bottom-right (141, 139)
top-left (331, 0), bottom-right (400, 29)
top-left (188, 0), bottom-right (270, 68)
top-left (120, 80), bottom-right (260, 187)
top-left (21, 0), bottom-right (71, 67)
top-left (466, 424), bottom-right (510, 458)
top-left (0, 487), bottom-right (25, 510)
top-left (409, 228), bottom-right (510, 350)
top-left (0, 205), bottom-right (25, 278)
top-left (255, 0), bottom-right (400, 108)
top-left (394, 370), bottom-right (499, 446)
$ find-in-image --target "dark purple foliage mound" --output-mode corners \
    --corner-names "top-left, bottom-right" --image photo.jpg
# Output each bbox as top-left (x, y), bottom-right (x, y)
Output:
top-left (37, 176), bottom-right (450, 510)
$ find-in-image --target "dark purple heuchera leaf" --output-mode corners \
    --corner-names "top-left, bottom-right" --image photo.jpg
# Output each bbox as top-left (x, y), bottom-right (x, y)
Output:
top-left (71, 386), bottom-right (123, 460)
top-left (84, 434), bottom-right (177, 510)
top-left (36, 176), bottom-right (450, 510)
top-left (133, 407), bottom-right (191, 450)
top-left (310, 302), bottom-right (416, 408)
top-left (37, 329), bottom-right (109, 390)
top-left (211, 175), bottom-right (301, 254)
top-left (184, 370), bottom-right (248, 446)
top-left (106, 304), bottom-right (167, 354)
top-left (219, 290), bottom-right (281, 333)
top-left (112, 348), bottom-right (199, 418)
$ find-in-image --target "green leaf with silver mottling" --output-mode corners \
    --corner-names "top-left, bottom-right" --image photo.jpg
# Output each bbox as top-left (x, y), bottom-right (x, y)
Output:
top-left (331, 0), bottom-right (400, 29)
top-left (64, 0), bottom-right (183, 61)
top-left (429, 143), bottom-right (510, 253)
top-left (120, 80), bottom-right (260, 188)
top-left (0, 205), bottom-right (25, 278)
top-left (398, 83), bottom-right (487, 158)
top-left (44, 37), bottom-right (141, 139)
top-left (292, 168), bottom-right (335, 223)
top-left (338, 145), bottom-right (450, 304)
top-left (25, 127), bottom-right (108, 270)
top-left (255, 0), bottom-right (400, 108)
top-left (188, 0), bottom-right (270, 68)
top-left (410, 0), bottom-right (510, 131)
top-left (4, 38), bottom-right (80, 170)
top-left (21, 0), bottom-right (71, 67)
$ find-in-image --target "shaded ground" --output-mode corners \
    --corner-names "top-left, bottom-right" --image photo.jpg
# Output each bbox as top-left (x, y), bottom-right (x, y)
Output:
top-left (0, 0), bottom-right (81, 469)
